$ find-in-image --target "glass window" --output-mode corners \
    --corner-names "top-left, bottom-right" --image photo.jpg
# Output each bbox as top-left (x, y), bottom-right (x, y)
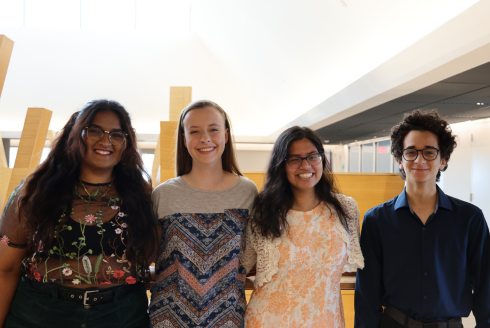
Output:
top-left (376, 140), bottom-right (391, 173)
top-left (361, 143), bottom-right (374, 173)
top-left (349, 145), bottom-right (360, 173)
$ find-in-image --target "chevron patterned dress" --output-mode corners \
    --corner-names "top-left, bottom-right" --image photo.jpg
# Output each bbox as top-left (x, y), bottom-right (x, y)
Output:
top-left (149, 209), bottom-right (249, 328)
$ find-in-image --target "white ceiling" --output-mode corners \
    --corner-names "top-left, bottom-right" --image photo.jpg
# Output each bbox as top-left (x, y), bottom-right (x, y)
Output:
top-left (0, 0), bottom-right (488, 142)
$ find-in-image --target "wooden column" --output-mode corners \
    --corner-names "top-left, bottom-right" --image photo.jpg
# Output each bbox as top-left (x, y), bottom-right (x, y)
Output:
top-left (0, 35), bottom-right (14, 99)
top-left (5, 108), bottom-right (52, 204)
top-left (0, 35), bottom-right (14, 210)
top-left (152, 87), bottom-right (192, 187)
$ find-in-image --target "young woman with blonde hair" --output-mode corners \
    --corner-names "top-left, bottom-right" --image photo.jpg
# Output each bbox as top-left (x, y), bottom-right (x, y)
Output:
top-left (148, 100), bottom-right (257, 328)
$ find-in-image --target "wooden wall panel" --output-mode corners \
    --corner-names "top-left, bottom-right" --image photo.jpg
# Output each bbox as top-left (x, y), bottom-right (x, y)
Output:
top-left (169, 87), bottom-right (192, 121)
top-left (6, 108), bottom-right (52, 201)
top-left (242, 171), bottom-right (266, 191)
top-left (334, 173), bottom-right (404, 222)
top-left (0, 35), bottom-right (14, 99)
top-left (242, 172), bottom-right (404, 222)
top-left (341, 290), bottom-right (355, 328)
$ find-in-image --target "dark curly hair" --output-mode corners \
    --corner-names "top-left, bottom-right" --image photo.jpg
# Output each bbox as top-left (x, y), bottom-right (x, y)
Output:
top-left (250, 126), bottom-right (351, 239)
top-left (390, 109), bottom-right (457, 182)
top-left (17, 99), bottom-right (158, 259)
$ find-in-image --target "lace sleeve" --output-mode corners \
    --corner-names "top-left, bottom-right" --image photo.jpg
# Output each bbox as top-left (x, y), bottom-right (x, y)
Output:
top-left (337, 194), bottom-right (365, 272)
top-left (240, 220), bottom-right (257, 274)
top-left (0, 185), bottom-right (28, 248)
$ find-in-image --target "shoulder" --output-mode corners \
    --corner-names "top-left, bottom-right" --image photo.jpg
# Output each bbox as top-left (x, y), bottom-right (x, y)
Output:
top-left (446, 194), bottom-right (482, 214)
top-left (237, 176), bottom-right (259, 195)
top-left (335, 193), bottom-right (358, 208)
top-left (152, 177), bottom-right (184, 195)
top-left (362, 196), bottom-right (398, 226)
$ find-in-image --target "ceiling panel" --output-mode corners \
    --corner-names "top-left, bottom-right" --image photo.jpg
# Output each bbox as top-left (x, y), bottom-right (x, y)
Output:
top-left (316, 61), bottom-right (490, 144)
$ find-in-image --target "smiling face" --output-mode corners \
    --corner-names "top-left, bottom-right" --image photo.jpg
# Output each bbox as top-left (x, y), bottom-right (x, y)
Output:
top-left (182, 106), bottom-right (229, 168)
top-left (80, 110), bottom-right (126, 178)
top-left (285, 138), bottom-right (324, 195)
top-left (398, 130), bottom-right (447, 187)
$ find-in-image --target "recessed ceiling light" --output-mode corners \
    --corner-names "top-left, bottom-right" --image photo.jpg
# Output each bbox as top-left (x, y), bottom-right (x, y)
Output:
top-left (477, 103), bottom-right (485, 105)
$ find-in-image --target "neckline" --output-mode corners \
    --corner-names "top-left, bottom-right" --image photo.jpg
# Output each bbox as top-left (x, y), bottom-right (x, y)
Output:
top-left (177, 175), bottom-right (242, 192)
top-left (290, 201), bottom-right (325, 214)
top-left (80, 180), bottom-right (113, 186)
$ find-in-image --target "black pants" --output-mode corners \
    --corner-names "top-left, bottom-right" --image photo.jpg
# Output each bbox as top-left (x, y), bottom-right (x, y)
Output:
top-left (380, 312), bottom-right (405, 328)
top-left (5, 278), bottom-right (149, 328)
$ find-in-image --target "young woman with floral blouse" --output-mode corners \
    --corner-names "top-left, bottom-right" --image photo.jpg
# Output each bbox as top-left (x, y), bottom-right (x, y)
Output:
top-left (242, 126), bottom-right (364, 328)
top-left (0, 100), bottom-right (158, 328)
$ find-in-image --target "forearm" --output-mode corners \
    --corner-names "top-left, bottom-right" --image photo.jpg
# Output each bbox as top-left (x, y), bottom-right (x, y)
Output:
top-left (0, 271), bottom-right (21, 328)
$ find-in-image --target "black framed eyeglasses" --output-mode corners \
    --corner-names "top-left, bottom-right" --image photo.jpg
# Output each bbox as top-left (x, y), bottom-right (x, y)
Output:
top-left (84, 126), bottom-right (128, 146)
top-left (285, 153), bottom-right (324, 168)
top-left (402, 147), bottom-right (440, 161)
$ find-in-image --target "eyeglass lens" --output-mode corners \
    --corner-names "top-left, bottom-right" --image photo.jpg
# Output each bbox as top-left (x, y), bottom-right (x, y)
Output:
top-left (286, 154), bottom-right (323, 168)
top-left (86, 127), bottom-right (125, 146)
top-left (403, 148), bottom-right (438, 161)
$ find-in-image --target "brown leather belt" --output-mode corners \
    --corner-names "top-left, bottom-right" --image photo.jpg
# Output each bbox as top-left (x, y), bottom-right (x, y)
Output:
top-left (384, 306), bottom-right (462, 328)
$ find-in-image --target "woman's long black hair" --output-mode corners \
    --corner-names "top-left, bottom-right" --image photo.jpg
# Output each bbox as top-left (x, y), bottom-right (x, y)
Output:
top-left (17, 100), bottom-right (158, 259)
top-left (250, 126), bottom-right (351, 239)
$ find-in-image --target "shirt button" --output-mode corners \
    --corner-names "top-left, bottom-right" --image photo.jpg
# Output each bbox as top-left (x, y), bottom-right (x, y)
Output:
top-left (423, 228), bottom-right (427, 231)
top-left (424, 295), bottom-right (428, 299)
top-left (424, 272), bottom-right (428, 276)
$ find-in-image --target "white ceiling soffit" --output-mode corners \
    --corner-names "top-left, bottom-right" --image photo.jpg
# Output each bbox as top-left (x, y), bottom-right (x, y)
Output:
top-left (192, 0), bottom-right (484, 142)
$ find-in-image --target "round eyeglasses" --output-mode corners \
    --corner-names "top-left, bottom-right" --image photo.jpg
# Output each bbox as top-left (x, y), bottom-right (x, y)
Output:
top-left (84, 126), bottom-right (128, 146)
top-left (285, 153), bottom-right (324, 168)
top-left (402, 147), bottom-right (440, 161)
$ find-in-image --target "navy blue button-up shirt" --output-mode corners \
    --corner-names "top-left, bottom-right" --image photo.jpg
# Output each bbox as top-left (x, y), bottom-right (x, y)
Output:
top-left (355, 186), bottom-right (490, 327)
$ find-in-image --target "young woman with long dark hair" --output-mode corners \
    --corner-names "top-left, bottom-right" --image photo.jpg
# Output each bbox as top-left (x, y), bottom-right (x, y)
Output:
top-left (148, 100), bottom-right (257, 328)
top-left (0, 100), bottom-right (158, 328)
top-left (242, 126), bottom-right (364, 327)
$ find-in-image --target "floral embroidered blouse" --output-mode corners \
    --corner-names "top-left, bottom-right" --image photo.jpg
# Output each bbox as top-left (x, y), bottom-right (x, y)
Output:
top-left (240, 193), bottom-right (365, 288)
top-left (0, 182), bottom-right (149, 286)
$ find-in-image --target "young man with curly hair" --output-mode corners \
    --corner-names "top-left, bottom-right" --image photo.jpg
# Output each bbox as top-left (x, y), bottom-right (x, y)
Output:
top-left (355, 110), bottom-right (490, 328)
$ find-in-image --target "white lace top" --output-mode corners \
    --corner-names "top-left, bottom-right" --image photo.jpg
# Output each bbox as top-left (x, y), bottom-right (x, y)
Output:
top-left (241, 193), bottom-right (364, 288)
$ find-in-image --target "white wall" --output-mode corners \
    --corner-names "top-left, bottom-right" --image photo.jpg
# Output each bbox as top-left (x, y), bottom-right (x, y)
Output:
top-left (443, 118), bottom-right (490, 223)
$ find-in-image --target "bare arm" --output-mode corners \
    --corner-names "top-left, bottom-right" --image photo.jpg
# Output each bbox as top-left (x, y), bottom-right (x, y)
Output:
top-left (0, 245), bottom-right (27, 328)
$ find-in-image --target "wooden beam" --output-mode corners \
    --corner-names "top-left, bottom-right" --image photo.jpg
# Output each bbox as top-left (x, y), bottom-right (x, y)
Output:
top-left (6, 108), bottom-right (52, 203)
top-left (152, 87), bottom-right (192, 185)
top-left (0, 131), bottom-right (7, 168)
top-left (159, 121), bottom-right (178, 183)
top-left (0, 35), bottom-right (14, 99)
top-left (169, 87), bottom-right (192, 121)
top-left (151, 138), bottom-right (161, 188)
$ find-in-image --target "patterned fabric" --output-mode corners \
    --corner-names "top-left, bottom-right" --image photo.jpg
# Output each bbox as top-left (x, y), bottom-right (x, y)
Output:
top-left (244, 202), bottom-right (350, 328)
top-left (241, 194), bottom-right (363, 289)
top-left (149, 209), bottom-right (249, 328)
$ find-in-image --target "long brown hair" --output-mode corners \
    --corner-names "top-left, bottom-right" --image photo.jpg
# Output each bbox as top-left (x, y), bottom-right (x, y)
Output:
top-left (175, 100), bottom-right (242, 177)
top-left (17, 99), bottom-right (158, 258)
top-left (250, 126), bottom-right (351, 239)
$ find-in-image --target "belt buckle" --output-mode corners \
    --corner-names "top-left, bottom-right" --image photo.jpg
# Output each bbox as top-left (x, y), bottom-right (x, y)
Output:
top-left (83, 290), bottom-right (99, 306)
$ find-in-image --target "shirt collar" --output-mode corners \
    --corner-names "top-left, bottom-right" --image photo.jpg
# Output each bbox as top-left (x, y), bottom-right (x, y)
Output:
top-left (394, 185), bottom-right (453, 213)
